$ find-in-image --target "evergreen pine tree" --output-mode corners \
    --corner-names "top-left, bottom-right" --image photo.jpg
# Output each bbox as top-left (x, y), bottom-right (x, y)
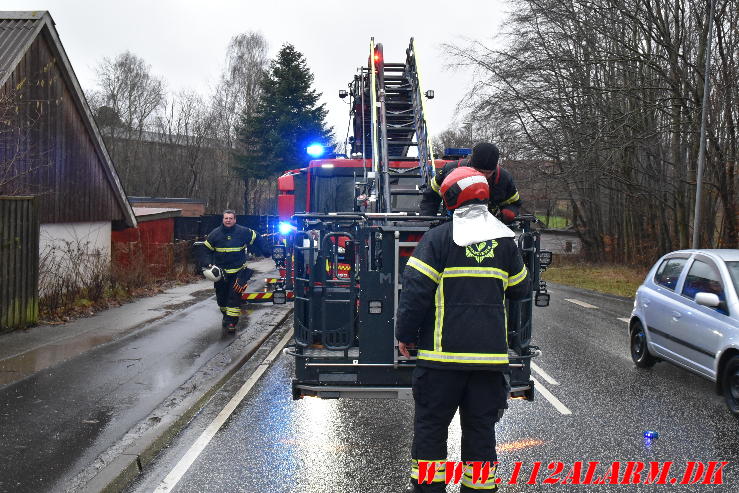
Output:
top-left (236, 44), bottom-right (333, 184)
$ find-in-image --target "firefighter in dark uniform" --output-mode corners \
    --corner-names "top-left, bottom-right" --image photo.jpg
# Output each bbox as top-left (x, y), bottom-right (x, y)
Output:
top-left (397, 167), bottom-right (531, 492)
top-left (199, 210), bottom-right (269, 332)
top-left (420, 142), bottom-right (522, 223)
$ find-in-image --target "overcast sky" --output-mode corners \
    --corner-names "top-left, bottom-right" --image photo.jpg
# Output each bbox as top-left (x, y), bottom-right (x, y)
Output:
top-left (6, 0), bottom-right (507, 142)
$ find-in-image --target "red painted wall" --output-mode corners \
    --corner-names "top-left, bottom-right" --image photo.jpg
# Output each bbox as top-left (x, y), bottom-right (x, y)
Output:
top-left (111, 218), bottom-right (174, 274)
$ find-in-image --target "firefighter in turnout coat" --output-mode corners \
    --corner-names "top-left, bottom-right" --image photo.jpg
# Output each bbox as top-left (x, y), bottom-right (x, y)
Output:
top-left (397, 167), bottom-right (531, 492)
top-left (199, 210), bottom-right (269, 332)
top-left (419, 142), bottom-right (522, 223)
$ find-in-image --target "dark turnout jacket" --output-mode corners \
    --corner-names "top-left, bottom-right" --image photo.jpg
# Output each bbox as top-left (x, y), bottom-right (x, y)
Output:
top-left (420, 160), bottom-right (522, 217)
top-left (395, 221), bottom-right (530, 371)
top-left (199, 224), bottom-right (268, 273)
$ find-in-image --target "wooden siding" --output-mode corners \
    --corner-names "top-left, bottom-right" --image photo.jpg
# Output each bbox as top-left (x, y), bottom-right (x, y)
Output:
top-left (0, 31), bottom-right (126, 224)
top-left (0, 196), bottom-right (39, 331)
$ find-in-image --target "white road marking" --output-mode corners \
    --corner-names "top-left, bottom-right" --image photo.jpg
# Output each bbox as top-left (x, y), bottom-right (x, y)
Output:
top-left (532, 376), bottom-right (572, 415)
top-left (531, 362), bottom-right (559, 386)
top-left (153, 329), bottom-right (293, 493)
top-left (565, 298), bottom-right (598, 309)
top-left (618, 317), bottom-right (631, 323)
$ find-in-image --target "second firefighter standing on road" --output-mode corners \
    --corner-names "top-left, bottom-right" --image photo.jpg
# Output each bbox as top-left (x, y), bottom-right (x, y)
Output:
top-left (199, 210), bottom-right (269, 332)
top-left (397, 167), bottom-right (531, 492)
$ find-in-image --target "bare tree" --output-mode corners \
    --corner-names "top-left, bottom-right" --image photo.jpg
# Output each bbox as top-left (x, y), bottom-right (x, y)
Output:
top-left (210, 32), bottom-right (270, 213)
top-left (0, 81), bottom-right (53, 195)
top-left (447, 0), bottom-right (738, 262)
top-left (89, 51), bottom-right (165, 189)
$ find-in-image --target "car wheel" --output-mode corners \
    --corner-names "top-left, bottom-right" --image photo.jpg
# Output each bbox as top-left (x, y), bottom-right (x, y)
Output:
top-left (722, 356), bottom-right (739, 416)
top-left (630, 320), bottom-right (656, 368)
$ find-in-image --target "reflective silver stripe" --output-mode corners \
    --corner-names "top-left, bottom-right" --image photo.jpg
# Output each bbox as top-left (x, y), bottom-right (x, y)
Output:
top-left (249, 230), bottom-right (256, 245)
top-left (411, 460), bottom-right (447, 482)
top-left (508, 266), bottom-right (528, 286)
top-left (215, 246), bottom-right (245, 252)
top-left (501, 191), bottom-right (520, 205)
top-left (443, 267), bottom-right (508, 278)
top-left (418, 350), bottom-right (508, 364)
top-left (203, 240), bottom-right (214, 250)
top-left (461, 475), bottom-right (498, 489)
top-left (407, 256), bottom-right (441, 284)
top-left (434, 280), bottom-right (444, 352)
top-left (462, 463), bottom-right (498, 489)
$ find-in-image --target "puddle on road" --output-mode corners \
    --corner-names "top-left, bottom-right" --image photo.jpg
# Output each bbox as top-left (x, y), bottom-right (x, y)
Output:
top-left (0, 334), bottom-right (116, 386)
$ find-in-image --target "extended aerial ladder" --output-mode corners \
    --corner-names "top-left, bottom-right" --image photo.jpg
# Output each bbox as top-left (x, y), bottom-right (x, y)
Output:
top-left (283, 38), bottom-right (549, 400)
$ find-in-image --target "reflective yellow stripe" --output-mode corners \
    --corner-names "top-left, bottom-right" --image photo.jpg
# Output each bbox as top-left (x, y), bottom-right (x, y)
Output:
top-left (250, 230), bottom-right (256, 245)
top-left (220, 307), bottom-right (227, 313)
top-left (500, 191), bottom-right (520, 205)
top-left (224, 266), bottom-right (244, 274)
top-left (461, 476), bottom-right (498, 489)
top-left (418, 350), bottom-right (508, 364)
top-left (508, 265), bottom-right (528, 287)
top-left (215, 246), bottom-right (246, 252)
top-left (434, 279), bottom-right (444, 351)
top-left (442, 267), bottom-right (508, 287)
top-left (203, 240), bottom-right (214, 250)
top-left (462, 463), bottom-right (498, 489)
top-left (407, 256), bottom-right (440, 284)
top-left (431, 175), bottom-right (441, 194)
top-left (411, 460), bottom-right (447, 482)
top-left (225, 307), bottom-right (241, 316)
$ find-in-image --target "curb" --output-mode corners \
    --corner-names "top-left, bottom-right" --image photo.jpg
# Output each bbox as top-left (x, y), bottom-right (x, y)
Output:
top-left (80, 307), bottom-right (294, 493)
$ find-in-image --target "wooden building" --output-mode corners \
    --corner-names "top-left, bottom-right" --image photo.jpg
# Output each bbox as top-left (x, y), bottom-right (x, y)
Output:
top-left (0, 11), bottom-right (136, 329)
top-left (0, 10), bottom-right (136, 233)
top-left (0, 10), bottom-right (135, 263)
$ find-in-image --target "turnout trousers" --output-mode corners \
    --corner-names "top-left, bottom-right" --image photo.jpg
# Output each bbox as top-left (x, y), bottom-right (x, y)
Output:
top-left (214, 271), bottom-right (242, 324)
top-left (411, 367), bottom-right (507, 492)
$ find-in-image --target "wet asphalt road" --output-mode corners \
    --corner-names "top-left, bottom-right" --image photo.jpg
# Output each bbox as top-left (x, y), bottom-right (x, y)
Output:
top-left (0, 266), bottom-right (284, 493)
top-left (126, 283), bottom-right (739, 493)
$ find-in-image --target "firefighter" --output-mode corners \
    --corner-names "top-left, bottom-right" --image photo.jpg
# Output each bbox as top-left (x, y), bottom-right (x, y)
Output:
top-left (397, 167), bottom-right (531, 492)
top-left (199, 210), bottom-right (269, 332)
top-left (420, 142), bottom-right (522, 223)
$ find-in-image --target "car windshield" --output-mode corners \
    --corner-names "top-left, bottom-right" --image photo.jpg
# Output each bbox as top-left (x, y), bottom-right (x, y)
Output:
top-left (727, 261), bottom-right (739, 298)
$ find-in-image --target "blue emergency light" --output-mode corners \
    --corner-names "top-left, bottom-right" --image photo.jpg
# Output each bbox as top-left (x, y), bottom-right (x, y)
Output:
top-left (306, 144), bottom-right (326, 157)
top-left (278, 221), bottom-right (295, 235)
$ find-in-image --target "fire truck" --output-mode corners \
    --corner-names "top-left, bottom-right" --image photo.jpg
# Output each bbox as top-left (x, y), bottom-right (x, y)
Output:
top-left (274, 38), bottom-right (551, 400)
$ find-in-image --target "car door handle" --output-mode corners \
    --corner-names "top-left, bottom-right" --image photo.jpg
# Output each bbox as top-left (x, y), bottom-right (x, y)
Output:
top-left (672, 311), bottom-right (682, 319)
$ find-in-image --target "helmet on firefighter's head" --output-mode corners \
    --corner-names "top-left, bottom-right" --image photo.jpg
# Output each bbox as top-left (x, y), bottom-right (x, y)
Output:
top-left (203, 265), bottom-right (223, 282)
top-left (440, 167), bottom-right (490, 210)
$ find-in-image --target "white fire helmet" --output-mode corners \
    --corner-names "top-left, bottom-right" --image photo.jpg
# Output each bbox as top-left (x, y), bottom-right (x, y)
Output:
top-left (203, 265), bottom-right (223, 282)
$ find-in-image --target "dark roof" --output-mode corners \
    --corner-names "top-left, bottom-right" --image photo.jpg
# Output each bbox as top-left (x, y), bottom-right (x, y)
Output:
top-left (0, 12), bottom-right (42, 82)
top-left (128, 196), bottom-right (206, 204)
top-left (0, 11), bottom-right (137, 227)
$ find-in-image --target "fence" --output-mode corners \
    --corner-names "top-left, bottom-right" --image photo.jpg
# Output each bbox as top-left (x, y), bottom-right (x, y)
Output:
top-left (0, 197), bottom-right (39, 332)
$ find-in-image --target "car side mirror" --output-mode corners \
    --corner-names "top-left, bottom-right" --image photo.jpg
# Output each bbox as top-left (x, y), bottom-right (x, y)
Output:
top-left (695, 292), bottom-right (720, 308)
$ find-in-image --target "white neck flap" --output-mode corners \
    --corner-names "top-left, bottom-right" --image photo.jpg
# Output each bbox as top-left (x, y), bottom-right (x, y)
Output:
top-left (452, 204), bottom-right (515, 246)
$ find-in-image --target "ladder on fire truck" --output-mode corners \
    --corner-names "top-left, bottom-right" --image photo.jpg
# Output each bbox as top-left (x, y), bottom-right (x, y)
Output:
top-left (351, 37), bottom-right (436, 213)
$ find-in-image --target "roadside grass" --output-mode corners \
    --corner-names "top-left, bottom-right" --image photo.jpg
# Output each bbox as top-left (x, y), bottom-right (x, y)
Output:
top-left (536, 215), bottom-right (569, 229)
top-left (543, 258), bottom-right (648, 298)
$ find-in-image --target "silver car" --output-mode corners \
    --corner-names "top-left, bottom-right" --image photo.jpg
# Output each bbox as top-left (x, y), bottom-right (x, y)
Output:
top-left (629, 249), bottom-right (739, 415)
